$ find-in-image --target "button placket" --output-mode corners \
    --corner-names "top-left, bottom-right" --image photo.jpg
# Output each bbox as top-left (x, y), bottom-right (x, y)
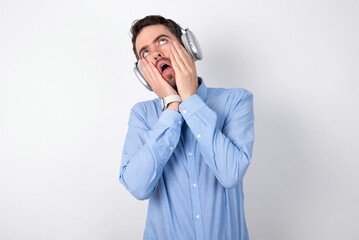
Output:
top-left (184, 123), bottom-right (204, 238)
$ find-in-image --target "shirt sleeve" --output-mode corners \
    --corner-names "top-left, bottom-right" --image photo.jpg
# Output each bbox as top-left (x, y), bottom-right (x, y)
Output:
top-left (179, 91), bottom-right (254, 188)
top-left (120, 104), bottom-right (184, 200)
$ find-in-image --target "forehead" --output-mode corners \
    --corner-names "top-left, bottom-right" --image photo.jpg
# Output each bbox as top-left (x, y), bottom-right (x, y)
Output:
top-left (135, 24), bottom-right (177, 53)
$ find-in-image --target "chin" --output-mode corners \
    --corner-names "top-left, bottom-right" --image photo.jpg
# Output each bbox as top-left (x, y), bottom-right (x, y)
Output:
top-left (164, 74), bottom-right (176, 89)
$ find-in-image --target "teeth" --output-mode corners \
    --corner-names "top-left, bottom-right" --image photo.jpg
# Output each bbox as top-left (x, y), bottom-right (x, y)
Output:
top-left (159, 62), bottom-right (169, 73)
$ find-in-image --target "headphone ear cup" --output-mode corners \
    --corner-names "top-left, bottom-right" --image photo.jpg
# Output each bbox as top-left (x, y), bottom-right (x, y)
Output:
top-left (134, 63), bottom-right (153, 91)
top-left (181, 28), bottom-right (203, 61)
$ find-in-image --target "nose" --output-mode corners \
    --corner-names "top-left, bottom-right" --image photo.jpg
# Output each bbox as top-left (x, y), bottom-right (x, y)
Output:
top-left (153, 52), bottom-right (163, 61)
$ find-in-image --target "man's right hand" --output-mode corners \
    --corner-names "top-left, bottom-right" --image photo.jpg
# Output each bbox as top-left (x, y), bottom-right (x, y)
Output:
top-left (139, 58), bottom-right (177, 98)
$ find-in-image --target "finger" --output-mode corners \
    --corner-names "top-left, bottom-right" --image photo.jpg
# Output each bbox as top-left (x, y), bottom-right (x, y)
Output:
top-left (148, 61), bottom-right (166, 82)
top-left (172, 41), bottom-right (194, 70)
top-left (140, 59), bottom-right (159, 79)
top-left (139, 59), bottom-right (159, 86)
top-left (170, 43), bottom-right (187, 72)
top-left (139, 58), bottom-right (172, 96)
top-left (169, 51), bottom-right (180, 73)
top-left (138, 58), bottom-right (152, 80)
top-left (176, 41), bottom-right (194, 63)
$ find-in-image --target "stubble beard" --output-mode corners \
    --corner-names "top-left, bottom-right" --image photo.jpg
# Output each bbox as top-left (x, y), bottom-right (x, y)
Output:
top-left (164, 73), bottom-right (177, 91)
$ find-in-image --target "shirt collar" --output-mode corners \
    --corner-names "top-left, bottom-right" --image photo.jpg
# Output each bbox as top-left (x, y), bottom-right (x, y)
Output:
top-left (196, 77), bottom-right (208, 100)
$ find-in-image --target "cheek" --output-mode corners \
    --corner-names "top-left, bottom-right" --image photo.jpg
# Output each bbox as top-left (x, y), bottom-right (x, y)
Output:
top-left (146, 58), bottom-right (157, 66)
top-left (161, 44), bottom-right (172, 56)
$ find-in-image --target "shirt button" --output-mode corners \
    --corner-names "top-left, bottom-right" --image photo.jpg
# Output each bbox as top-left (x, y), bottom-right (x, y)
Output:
top-left (178, 120), bottom-right (182, 125)
top-left (197, 134), bottom-right (201, 138)
top-left (170, 147), bottom-right (174, 150)
top-left (188, 152), bottom-right (193, 156)
top-left (182, 109), bottom-right (187, 114)
top-left (192, 183), bottom-right (197, 187)
top-left (195, 214), bottom-right (200, 219)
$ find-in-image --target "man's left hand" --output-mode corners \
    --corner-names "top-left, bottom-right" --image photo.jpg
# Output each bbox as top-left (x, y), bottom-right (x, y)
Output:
top-left (170, 41), bottom-right (198, 101)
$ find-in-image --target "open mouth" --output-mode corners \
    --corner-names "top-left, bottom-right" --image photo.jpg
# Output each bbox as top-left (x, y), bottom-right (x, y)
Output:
top-left (156, 59), bottom-right (173, 76)
top-left (160, 63), bottom-right (170, 73)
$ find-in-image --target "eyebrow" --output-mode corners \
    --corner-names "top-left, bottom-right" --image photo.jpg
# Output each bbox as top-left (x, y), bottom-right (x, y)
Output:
top-left (138, 34), bottom-right (170, 58)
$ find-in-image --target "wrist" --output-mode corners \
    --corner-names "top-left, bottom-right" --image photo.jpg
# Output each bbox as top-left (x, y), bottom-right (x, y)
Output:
top-left (166, 102), bottom-right (180, 112)
top-left (161, 95), bottom-right (182, 111)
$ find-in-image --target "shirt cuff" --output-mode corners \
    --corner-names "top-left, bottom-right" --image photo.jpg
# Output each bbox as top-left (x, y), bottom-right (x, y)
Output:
top-left (179, 94), bottom-right (205, 118)
top-left (158, 108), bottom-right (184, 130)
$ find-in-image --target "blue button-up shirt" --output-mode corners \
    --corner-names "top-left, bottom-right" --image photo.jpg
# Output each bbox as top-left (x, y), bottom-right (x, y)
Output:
top-left (120, 79), bottom-right (254, 240)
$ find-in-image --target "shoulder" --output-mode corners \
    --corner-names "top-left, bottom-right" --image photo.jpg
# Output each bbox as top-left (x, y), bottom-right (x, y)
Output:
top-left (127, 99), bottom-right (161, 128)
top-left (131, 98), bottom-right (159, 112)
top-left (128, 98), bottom-right (161, 121)
top-left (207, 87), bottom-right (253, 103)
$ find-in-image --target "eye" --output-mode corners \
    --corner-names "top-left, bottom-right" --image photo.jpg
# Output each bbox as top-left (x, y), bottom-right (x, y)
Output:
top-left (142, 49), bottom-right (150, 58)
top-left (159, 38), bottom-right (167, 45)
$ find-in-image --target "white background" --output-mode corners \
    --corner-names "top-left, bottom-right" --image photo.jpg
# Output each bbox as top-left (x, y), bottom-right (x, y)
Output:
top-left (1, 0), bottom-right (358, 239)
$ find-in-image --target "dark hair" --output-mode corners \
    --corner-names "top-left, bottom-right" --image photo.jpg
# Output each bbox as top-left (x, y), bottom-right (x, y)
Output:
top-left (131, 15), bottom-right (183, 59)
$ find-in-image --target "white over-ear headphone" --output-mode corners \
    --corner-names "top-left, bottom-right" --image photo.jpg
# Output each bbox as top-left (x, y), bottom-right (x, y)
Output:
top-left (134, 28), bottom-right (203, 91)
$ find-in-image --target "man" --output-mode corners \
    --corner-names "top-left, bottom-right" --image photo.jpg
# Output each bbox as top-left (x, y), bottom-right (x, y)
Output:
top-left (120, 15), bottom-right (255, 240)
